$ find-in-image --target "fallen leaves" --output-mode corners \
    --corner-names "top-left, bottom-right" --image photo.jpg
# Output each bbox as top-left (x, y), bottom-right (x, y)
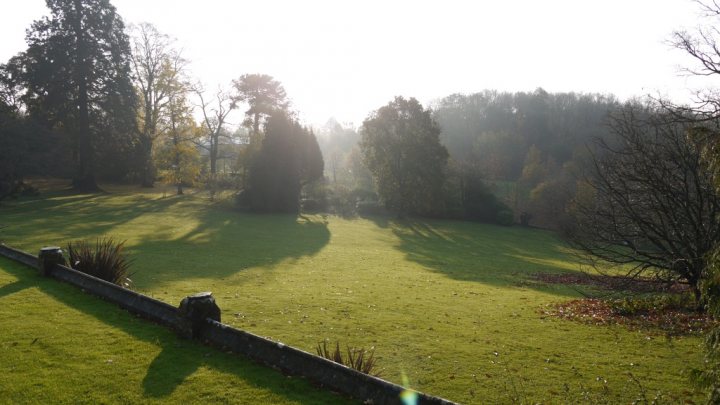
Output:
top-left (542, 298), bottom-right (717, 335)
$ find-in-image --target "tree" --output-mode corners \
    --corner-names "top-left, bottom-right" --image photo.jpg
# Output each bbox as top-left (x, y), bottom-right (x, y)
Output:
top-left (232, 74), bottom-right (289, 184)
top-left (245, 110), bottom-right (324, 213)
top-left (565, 102), bottom-right (720, 302)
top-left (130, 23), bottom-right (187, 187)
top-left (360, 96), bottom-right (448, 215)
top-left (155, 91), bottom-right (199, 195)
top-left (233, 73), bottom-right (289, 140)
top-left (22, 0), bottom-right (136, 190)
top-left (195, 85), bottom-right (238, 199)
top-left (670, 3), bottom-right (720, 400)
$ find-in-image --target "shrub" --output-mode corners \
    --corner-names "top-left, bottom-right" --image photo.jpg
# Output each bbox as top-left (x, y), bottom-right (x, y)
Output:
top-left (66, 238), bottom-right (134, 288)
top-left (608, 293), bottom-right (695, 316)
top-left (496, 210), bottom-right (514, 226)
top-left (316, 341), bottom-right (382, 377)
top-left (326, 185), bottom-right (356, 217)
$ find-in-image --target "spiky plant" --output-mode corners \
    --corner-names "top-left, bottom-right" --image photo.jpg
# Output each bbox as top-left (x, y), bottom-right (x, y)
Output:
top-left (66, 237), bottom-right (134, 288)
top-left (316, 341), bottom-right (382, 377)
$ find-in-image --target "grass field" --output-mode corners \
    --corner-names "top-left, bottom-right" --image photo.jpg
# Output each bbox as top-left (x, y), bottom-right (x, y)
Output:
top-left (0, 184), bottom-right (705, 403)
top-left (0, 257), bottom-right (348, 404)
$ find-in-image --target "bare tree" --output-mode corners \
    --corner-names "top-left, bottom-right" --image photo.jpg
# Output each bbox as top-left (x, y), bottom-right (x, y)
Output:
top-left (195, 85), bottom-right (238, 200)
top-left (566, 102), bottom-right (720, 302)
top-left (130, 23), bottom-right (187, 187)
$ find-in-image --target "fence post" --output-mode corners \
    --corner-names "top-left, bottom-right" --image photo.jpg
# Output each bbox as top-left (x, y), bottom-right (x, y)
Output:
top-left (38, 246), bottom-right (65, 276)
top-left (178, 292), bottom-right (221, 338)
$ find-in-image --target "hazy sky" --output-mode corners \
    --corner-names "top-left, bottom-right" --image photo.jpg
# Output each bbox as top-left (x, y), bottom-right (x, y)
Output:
top-left (0, 0), bottom-right (713, 127)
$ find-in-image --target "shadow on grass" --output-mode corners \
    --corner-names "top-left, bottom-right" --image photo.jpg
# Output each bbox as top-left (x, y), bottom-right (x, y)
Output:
top-left (0, 258), bottom-right (347, 403)
top-left (1, 191), bottom-right (331, 288)
top-left (129, 209), bottom-right (330, 288)
top-left (390, 218), bottom-right (586, 296)
top-left (0, 191), bottom-right (189, 248)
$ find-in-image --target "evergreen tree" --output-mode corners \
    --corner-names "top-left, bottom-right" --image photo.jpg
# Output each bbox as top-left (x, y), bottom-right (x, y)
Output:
top-left (360, 96), bottom-right (448, 216)
top-left (22, 0), bottom-right (136, 190)
top-left (247, 111), bottom-right (324, 213)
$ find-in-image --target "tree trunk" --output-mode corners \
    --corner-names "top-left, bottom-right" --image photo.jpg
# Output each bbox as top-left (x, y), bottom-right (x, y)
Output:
top-left (140, 134), bottom-right (155, 187)
top-left (72, 0), bottom-right (98, 192)
top-left (140, 96), bottom-right (156, 187)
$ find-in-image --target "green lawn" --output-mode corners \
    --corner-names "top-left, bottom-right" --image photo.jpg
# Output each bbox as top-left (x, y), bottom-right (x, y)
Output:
top-left (0, 185), bottom-right (705, 403)
top-left (0, 258), bottom-right (349, 404)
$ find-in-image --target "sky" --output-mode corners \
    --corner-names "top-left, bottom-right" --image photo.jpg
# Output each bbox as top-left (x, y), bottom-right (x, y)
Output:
top-left (0, 0), bottom-right (714, 128)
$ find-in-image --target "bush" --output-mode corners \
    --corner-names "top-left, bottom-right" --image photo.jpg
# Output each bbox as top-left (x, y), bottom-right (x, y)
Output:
top-left (496, 210), bottom-right (514, 226)
top-left (316, 341), bottom-right (382, 377)
top-left (326, 185), bottom-right (356, 217)
top-left (66, 238), bottom-right (134, 288)
top-left (461, 176), bottom-right (514, 225)
top-left (608, 294), bottom-right (695, 316)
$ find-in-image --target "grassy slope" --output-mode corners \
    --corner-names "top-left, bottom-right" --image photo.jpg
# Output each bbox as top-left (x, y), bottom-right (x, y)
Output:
top-left (0, 186), bottom-right (703, 403)
top-left (0, 258), bottom-right (349, 404)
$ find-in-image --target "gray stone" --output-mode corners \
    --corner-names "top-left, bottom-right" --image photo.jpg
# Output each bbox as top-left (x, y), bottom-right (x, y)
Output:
top-left (178, 292), bottom-right (221, 338)
top-left (38, 246), bottom-right (65, 276)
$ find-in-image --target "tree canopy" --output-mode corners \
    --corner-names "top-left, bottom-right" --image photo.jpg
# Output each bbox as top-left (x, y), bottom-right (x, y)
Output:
top-left (21, 0), bottom-right (137, 190)
top-left (360, 96), bottom-right (448, 216)
top-left (245, 111), bottom-right (324, 213)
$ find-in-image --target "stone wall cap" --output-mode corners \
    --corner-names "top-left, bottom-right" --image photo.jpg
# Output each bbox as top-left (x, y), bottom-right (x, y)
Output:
top-left (188, 292), bottom-right (213, 300)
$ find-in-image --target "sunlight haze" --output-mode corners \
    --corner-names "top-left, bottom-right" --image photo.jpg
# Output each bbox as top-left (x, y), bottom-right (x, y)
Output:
top-left (0, 0), bottom-right (708, 126)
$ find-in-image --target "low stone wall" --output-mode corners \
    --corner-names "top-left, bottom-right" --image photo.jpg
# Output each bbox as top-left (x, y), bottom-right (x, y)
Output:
top-left (0, 243), bottom-right (456, 405)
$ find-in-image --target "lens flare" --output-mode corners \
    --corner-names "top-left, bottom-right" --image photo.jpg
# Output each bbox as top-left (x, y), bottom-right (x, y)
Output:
top-left (399, 372), bottom-right (419, 405)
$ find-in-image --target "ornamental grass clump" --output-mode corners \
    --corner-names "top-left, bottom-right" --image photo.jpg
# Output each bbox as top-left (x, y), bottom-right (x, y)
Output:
top-left (316, 341), bottom-right (382, 377)
top-left (67, 237), bottom-right (134, 288)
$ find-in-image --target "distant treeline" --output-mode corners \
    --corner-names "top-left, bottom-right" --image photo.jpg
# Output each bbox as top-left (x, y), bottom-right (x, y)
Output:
top-left (318, 88), bottom-right (619, 228)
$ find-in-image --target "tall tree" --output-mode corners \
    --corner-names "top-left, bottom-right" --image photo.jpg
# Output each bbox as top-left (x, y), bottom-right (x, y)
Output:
top-left (195, 85), bottom-right (238, 199)
top-left (232, 74), bottom-right (289, 184)
top-left (670, 3), bottom-right (720, 400)
top-left (22, 0), bottom-right (136, 191)
top-left (246, 110), bottom-right (324, 213)
top-left (360, 96), bottom-right (448, 216)
top-left (130, 22), bottom-right (187, 187)
top-left (155, 91), bottom-right (200, 195)
top-left (233, 73), bottom-right (289, 140)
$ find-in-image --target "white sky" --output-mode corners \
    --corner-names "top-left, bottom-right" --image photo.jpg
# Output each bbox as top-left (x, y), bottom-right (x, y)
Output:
top-left (0, 0), bottom-right (714, 127)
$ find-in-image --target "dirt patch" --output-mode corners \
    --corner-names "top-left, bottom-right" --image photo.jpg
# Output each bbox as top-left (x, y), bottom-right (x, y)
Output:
top-left (530, 272), bottom-right (688, 294)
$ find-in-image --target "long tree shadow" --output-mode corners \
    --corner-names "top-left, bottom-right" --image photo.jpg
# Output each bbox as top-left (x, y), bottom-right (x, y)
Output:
top-left (0, 258), bottom-right (349, 403)
top-left (128, 209), bottom-right (330, 288)
top-left (391, 218), bottom-right (588, 296)
top-left (1, 190), bottom-right (331, 289)
top-left (0, 191), bottom-right (193, 250)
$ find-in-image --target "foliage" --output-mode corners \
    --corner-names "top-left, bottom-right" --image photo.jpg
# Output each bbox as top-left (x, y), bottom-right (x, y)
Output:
top-left (66, 237), bottom-right (134, 287)
top-left (130, 23), bottom-right (188, 187)
top-left (20, 0), bottom-right (137, 190)
top-left (195, 85), bottom-right (238, 200)
top-left (432, 90), bottom-right (617, 228)
top-left (246, 111), bottom-right (324, 213)
top-left (361, 96), bottom-right (448, 216)
top-left (155, 92), bottom-right (200, 194)
top-left (565, 103), bottom-right (720, 302)
top-left (671, 4), bottom-right (720, 400)
top-left (316, 341), bottom-right (382, 377)
top-left (233, 74), bottom-right (289, 139)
